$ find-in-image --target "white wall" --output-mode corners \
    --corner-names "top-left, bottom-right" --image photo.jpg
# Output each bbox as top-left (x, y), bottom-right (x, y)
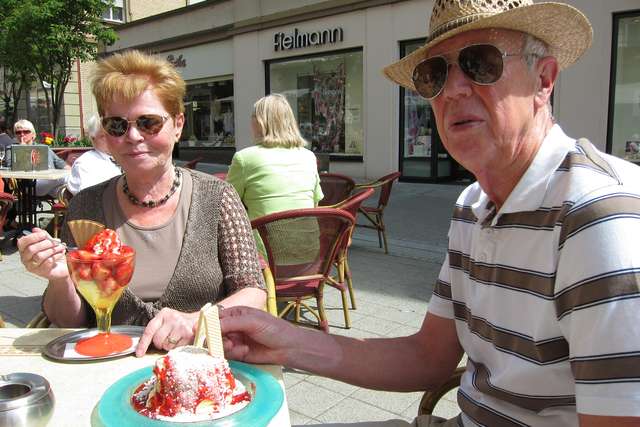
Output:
top-left (162, 41), bottom-right (233, 81)
top-left (233, 32), bottom-right (264, 151)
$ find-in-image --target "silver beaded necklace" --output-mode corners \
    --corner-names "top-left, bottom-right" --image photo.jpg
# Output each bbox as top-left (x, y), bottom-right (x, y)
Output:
top-left (122, 168), bottom-right (182, 208)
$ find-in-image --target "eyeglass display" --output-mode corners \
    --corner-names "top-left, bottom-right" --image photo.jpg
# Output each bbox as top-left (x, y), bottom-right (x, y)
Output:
top-left (267, 49), bottom-right (363, 156)
top-left (609, 12), bottom-right (640, 162)
top-left (180, 79), bottom-right (235, 148)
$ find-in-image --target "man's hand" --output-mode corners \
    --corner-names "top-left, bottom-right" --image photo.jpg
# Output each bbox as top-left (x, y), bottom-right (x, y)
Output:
top-left (220, 306), bottom-right (298, 365)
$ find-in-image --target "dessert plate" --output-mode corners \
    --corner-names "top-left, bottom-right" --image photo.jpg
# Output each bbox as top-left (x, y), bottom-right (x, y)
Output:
top-left (93, 361), bottom-right (284, 427)
top-left (43, 326), bottom-right (144, 362)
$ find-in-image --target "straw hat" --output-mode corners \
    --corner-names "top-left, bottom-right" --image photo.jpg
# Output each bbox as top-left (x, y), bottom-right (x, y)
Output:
top-left (383, 0), bottom-right (593, 91)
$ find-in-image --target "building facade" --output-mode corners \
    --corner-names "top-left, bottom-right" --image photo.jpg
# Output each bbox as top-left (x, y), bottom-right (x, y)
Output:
top-left (74, 1), bottom-right (640, 180)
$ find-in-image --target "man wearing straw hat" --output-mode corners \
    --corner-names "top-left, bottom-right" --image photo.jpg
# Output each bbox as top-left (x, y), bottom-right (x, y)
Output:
top-left (220, 1), bottom-right (640, 425)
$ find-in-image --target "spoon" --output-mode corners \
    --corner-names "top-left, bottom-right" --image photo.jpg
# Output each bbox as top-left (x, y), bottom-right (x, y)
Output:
top-left (21, 230), bottom-right (76, 251)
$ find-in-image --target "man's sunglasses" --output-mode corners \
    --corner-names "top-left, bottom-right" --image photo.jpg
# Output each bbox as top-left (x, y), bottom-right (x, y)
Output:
top-left (101, 114), bottom-right (169, 137)
top-left (412, 44), bottom-right (521, 100)
top-left (15, 130), bottom-right (32, 135)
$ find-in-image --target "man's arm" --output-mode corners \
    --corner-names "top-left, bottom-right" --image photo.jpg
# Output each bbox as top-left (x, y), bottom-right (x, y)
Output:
top-left (298, 312), bottom-right (464, 391)
top-left (579, 414), bottom-right (640, 426)
top-left (222, 308), bottom-right (464, 392)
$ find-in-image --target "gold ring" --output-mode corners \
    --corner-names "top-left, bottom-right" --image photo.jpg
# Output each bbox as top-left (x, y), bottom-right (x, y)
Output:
top-left (166, 336), bottom-right (179, 345)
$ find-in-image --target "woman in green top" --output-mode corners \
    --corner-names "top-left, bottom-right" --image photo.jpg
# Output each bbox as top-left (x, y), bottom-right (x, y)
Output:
top-left (226, 94), bottom-right (323, 223)
top-left (227, 94), bottom-right (324, 260)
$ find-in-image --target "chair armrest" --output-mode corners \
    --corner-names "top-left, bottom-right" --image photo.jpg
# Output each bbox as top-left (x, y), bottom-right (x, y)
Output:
top-left (417, 366), bottom-right (466, 415)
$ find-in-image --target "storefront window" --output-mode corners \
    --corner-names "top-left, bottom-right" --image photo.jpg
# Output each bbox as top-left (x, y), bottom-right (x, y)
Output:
top-left (267, 49), bottom-right (363, 157)
top-left (180, 79), bottom-right (234, 148)
top-left (609, 12), bottom-right (640, 162)
top-left (399, 40), bottom-right (449, 180)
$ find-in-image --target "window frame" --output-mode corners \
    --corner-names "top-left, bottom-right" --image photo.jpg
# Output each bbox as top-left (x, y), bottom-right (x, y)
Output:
top-left (265, 46), bottom-right (364, 162)
top-left (606, 9), bottom-right (640, 157)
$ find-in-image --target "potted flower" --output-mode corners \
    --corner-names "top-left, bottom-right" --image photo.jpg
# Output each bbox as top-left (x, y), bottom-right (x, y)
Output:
top-left (40, 132), bottom-right (54, 145)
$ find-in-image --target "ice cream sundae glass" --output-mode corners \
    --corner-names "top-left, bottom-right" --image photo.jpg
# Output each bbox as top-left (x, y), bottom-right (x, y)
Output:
top-left (66, 222), bottom-right (135, 357)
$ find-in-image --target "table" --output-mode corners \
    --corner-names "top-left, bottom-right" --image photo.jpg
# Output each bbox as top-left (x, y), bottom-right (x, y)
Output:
top-left (0, 328), bottom-right (291, 427)
top-left (0, 169), bottom-right (69, 227)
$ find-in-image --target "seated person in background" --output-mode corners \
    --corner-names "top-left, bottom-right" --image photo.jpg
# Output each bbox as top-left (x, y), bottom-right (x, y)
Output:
top-left (226, 94), bottom-right (323, 253)
top-left (0, 119), bottom-right (13, 160)
top-left (17, 50), bottom-right (266, 356)
top-left (11, 119), bottom-right (70, 197)
top-left (65, 113), bottom-right (121, 195)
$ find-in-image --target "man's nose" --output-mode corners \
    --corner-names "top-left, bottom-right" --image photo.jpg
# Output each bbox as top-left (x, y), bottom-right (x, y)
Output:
top-left (442, 64), bottom-right (473, 99)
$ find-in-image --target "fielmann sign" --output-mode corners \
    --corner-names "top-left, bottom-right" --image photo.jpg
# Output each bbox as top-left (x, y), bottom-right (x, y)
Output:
top-left (274, 27), bottom-right (344, 51)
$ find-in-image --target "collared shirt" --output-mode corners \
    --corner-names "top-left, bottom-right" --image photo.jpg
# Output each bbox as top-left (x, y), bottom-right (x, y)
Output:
top-left (65, 149), bottom-right (121, 195)
top-left (429, 125), bottom-right (640, 425)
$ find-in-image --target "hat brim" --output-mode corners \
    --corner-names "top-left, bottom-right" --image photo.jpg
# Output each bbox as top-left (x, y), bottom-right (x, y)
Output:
top-left (383, 2), bottom-right (593, 91)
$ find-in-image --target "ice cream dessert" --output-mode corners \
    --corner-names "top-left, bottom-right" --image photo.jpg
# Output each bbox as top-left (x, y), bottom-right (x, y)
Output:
top-left (66, 226), bottom-right (136, 357)
top-left (67, 228), bottom-right (135, 309)
top-left (132, 346), bottom-right (251, 422)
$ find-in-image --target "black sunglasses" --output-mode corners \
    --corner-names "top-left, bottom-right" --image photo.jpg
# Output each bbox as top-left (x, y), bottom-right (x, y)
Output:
top-left (15, 130), bottom-right (32, 135)
top-left (101, 114), bottom-right (169, 137)
top-left (412, 44), bottom-right (521, 100)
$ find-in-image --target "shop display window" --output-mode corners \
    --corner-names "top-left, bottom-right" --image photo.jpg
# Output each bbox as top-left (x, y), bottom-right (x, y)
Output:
top-left (609, 11), bottom-right (640, 162)
top-left (400, 40), bottom-right (439, 179)
top-left (267, 49), bottom-right (363, 157)
top-left (180, 79), bottom-right (234, 148)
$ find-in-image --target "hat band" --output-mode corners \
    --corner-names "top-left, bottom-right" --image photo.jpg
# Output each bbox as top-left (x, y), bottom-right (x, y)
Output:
top-left (425, 12), bottom-right (494, 45)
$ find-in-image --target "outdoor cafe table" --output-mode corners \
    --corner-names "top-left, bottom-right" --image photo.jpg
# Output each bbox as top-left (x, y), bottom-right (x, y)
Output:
top-left (0, 328), bottom-right (291, 427)
top-left (0, 169), bottom-right (69, 228)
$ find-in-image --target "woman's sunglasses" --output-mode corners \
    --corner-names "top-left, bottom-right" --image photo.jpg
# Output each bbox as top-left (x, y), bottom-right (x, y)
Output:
top-left (412, 44), bottom-right (521, 100)
top-left (15, 130), bottom-right (32, 135)
top-left (101, 114), bottom-right (169, 137)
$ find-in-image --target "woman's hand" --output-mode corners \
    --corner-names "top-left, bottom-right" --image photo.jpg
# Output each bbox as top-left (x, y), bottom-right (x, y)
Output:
top-left (136, 308), bottom-right (199, 357)
top-left (17, 228), bottom-right (69, 281)
top-left (219, 306), bottom-right (299, 365)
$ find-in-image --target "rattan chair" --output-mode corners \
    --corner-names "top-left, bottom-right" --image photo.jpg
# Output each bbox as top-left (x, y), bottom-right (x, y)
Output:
top-left (0, 191), bottom-right (16, 261)
top-left (51, 186), bottom-right (73, 238)
top-left (318, 173), bottom-right (356, 206)
top-left (327, 188), bottom-right (375, 319)
top-left (252, 208), bottom-right (354, 332)
top-left (184, 156), bottom-right (204, 170)
top-left (26, 311), bottom-right (51, 328)
top-left (417, 367), bottom-right (465, 415)
top-left (355, 171), bottom-right (401, 254)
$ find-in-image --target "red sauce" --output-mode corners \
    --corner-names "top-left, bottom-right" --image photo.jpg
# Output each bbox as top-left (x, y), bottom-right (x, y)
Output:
top-left (75, 332), bottom-right (132, 357)
top-left (231, 391), bottom-right (251, 404)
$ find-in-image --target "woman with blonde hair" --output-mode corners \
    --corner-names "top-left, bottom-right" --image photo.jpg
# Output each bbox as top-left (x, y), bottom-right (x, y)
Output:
top-left (226, 94), bottom-right (323, 228)
top-left (18, 50), bottom-right (266, 355)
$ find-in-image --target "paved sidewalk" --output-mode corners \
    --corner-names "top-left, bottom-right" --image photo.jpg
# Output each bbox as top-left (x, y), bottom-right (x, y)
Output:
top-left (0, 178), bottom-right (467, 425)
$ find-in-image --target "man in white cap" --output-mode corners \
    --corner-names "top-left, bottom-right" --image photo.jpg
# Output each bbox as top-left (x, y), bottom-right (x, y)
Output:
top-left (217, 1), bottom-right (640, 425)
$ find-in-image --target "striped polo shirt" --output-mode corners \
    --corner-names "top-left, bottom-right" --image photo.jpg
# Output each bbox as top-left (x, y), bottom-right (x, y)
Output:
top-left (429, 125), bottom-right (640, 426)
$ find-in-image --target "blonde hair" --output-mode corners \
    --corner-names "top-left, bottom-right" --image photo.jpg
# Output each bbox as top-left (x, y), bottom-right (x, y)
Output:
top-left (92, 50), bottom-right (185, 117)
top-left (14, 119), bottom-right (35, 134)
top-left (253, 94), bottom-right (307, 148)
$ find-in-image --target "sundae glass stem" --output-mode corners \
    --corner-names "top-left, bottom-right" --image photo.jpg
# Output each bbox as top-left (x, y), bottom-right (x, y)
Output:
top-left (95, 307), bottom-right (113, 334)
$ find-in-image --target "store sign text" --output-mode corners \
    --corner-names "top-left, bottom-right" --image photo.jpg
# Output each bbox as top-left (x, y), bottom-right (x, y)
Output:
top-left (274, 27), bottom-right (344, 51)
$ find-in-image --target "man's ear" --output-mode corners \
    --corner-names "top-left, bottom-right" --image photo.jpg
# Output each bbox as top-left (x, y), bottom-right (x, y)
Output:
top-left (534, 56), bottom-right (559, 111)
